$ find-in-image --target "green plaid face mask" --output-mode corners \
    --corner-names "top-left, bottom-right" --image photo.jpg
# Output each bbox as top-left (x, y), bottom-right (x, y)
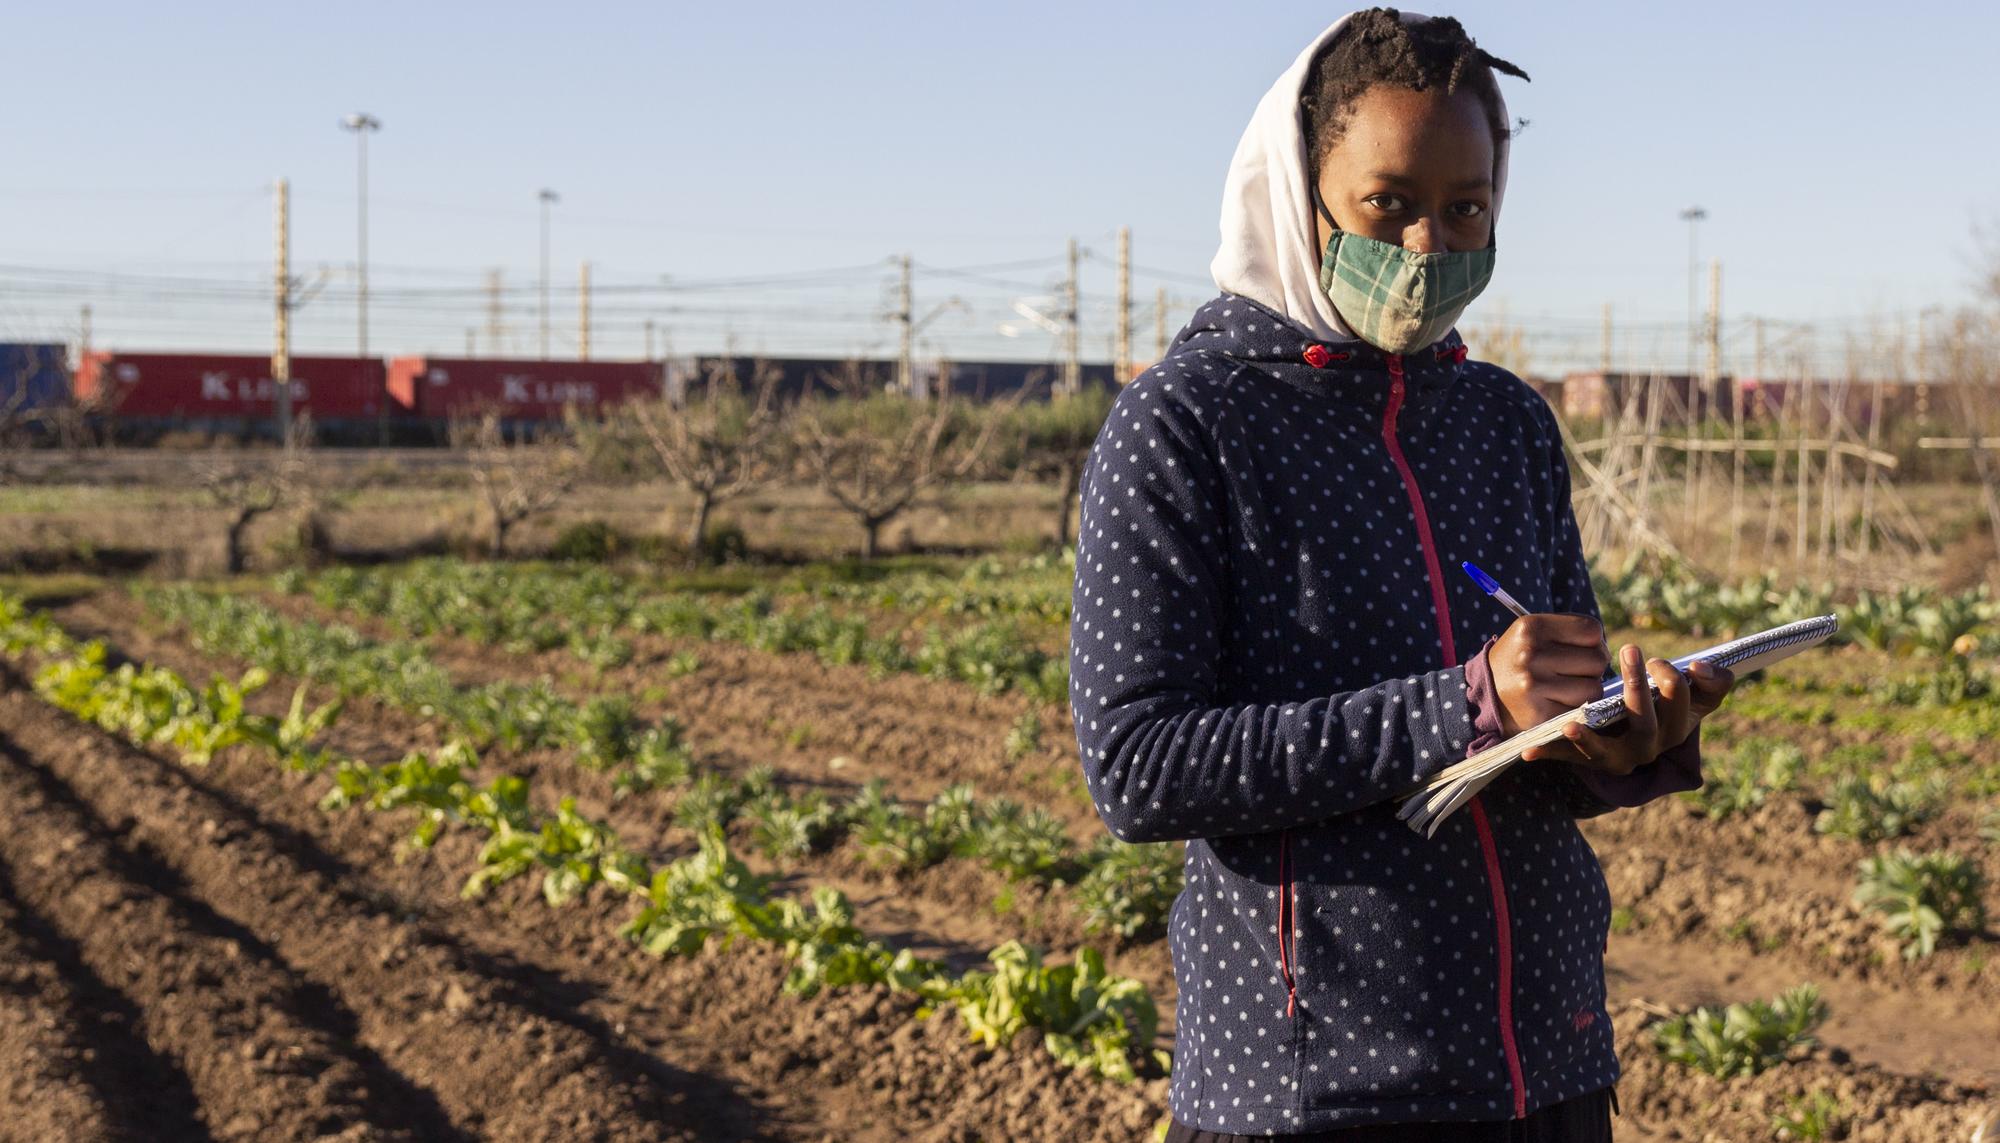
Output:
top-left (1313, 187), bottom-right (1495, 356)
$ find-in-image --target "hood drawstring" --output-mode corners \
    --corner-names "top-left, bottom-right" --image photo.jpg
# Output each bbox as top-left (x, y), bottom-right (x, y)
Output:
top-left (1301, 342), bottom-right (1460, 369)
top-left (1302, 344), bottom-right (1350, 369)
top-left (1278, 828), bottom-right (1296, 1017)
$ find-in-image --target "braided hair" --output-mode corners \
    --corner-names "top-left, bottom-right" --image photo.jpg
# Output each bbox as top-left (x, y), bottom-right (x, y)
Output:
top-left (1302, 9), bottom-right (1530, 176)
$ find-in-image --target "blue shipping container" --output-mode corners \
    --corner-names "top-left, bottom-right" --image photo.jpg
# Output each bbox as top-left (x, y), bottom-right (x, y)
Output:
top-left (0, 343), bottom-right (70, 419)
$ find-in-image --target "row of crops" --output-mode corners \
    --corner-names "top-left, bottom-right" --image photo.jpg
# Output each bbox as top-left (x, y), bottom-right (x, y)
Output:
top-left (249, 556), bottom-right (2000, 969)
top-left (0, 590), bottom-right (1169, 1084)
top-left (287, 546), bottom-right (2000, 666)
top-left (137, 584), bottom-right (1183, 941)
top-left (12, 555), bottom-right (1998, 1132)
top-left (156, 573), bottom-right (1998, 971)
top-left (276, 560), bottom-right (1069, 701)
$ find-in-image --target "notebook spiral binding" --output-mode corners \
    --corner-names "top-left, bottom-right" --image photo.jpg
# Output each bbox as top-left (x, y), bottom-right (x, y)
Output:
top-left (1579, 614), bottom-right (1840, 728)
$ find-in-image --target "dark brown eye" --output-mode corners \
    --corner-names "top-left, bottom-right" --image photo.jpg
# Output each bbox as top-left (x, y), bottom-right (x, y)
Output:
top-left (1451, 201), bottom-right (1488, 218)
top-left (1365, 194), bottom-right (1407, 213)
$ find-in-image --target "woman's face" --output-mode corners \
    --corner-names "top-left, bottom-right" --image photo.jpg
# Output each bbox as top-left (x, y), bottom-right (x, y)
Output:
top-left (1312, 83), bottom-right (1496, 255)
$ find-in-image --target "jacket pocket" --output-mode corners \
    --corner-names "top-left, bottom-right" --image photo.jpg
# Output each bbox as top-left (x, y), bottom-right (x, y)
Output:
top-left (1295, 806), bottom-right (1516, 1109)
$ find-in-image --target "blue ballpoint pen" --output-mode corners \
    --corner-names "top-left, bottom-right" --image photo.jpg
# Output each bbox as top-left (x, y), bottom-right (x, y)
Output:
top-left (1461, 560), bottom-right (1623, 692)
top-left (1460, 561), bottom-right (1528, 619)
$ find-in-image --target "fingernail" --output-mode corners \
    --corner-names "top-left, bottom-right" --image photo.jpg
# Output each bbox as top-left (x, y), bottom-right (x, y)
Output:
top-left (1691, 660), bottom-right (1714, 679)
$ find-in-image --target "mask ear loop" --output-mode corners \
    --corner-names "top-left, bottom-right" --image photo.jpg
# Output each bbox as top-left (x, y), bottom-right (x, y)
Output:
top-left (1311, 182), bottom-right (1340, 237)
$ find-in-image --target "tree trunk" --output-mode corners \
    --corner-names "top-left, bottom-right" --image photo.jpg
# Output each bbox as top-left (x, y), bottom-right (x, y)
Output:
top-left (490, 515), bottom-right (510, 559)
top-left (224, 512), bottom-right (252, 574)
top-left (861, 514), bottom-right (883, 560)
top-left (686, 490), bottom-right (715, 559)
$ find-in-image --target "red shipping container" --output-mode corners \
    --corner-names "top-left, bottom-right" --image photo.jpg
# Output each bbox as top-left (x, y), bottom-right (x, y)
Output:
top-left (75, 352), bottom-right (386, 419)
top-left (387, 357), bottom-right (661, 420)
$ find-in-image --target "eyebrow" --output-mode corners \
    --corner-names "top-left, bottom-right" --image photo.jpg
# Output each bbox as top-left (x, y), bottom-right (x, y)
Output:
top-left (1365, 172), bottom-right (1494, 193)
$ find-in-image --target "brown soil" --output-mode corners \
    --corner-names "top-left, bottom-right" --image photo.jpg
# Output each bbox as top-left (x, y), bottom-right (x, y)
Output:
top-left (16, 584), bottom-right (1999, 1138)
top-left (1606, 1001), bottom-right (1993, 1142)
top-left (1588, 798), bottom-right (2000, 1012)
top-left (1, 606), bottom-right (1166, 1141)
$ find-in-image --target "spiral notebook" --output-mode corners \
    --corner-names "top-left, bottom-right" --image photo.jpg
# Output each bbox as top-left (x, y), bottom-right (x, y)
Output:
top-left (1396, 614), bottom-right (1841, 837)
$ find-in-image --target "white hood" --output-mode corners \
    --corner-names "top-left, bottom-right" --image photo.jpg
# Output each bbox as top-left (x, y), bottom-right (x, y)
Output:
top-left (1208, 10), bottom-right (1511, 342)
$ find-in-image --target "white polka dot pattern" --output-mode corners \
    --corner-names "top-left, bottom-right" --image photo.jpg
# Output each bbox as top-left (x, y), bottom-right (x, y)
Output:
top-left (1069, 293), bottom-right (1620, 1132)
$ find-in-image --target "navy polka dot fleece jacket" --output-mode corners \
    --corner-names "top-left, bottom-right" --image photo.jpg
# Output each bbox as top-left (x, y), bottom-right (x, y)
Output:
top-left (1067, 293), bottom-right (1707, 1133)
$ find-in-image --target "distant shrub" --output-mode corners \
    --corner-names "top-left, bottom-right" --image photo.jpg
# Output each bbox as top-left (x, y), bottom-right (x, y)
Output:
top-left (1886, 659), bottom-right (1997, 707)
top-left (966, 799), bottom-right (1085, 883)
top-left (696, 523), bottom-right (751, 565)
top-left (551, 518), bottom-right (629, 562)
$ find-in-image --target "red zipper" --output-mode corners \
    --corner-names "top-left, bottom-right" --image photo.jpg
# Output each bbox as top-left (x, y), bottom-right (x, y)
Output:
top-left (1382, 352), bottom-right (1527, 1119)
top-left (1380, 356), bottom-right (1455, 666)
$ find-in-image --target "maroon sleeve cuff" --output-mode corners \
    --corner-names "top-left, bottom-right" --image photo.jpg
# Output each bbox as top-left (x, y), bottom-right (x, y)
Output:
top-left (1568, 728), bottom-right (1704, 808)
top-left (1464, 633), bottom-right (1705, 811)
top-left (1463, 633), bottom-right (1508, 755)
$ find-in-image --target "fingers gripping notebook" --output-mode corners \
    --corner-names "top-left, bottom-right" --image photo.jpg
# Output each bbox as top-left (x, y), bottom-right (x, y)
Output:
top-left (1396, 614), bottom-right (1840, 838)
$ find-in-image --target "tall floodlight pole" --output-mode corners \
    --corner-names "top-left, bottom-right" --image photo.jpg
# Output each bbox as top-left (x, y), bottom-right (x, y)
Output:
top-left (341, 113), bottom-right (381, 440)
top-left (1679, 206), bottom-right (1707, 384)
top-left (539, 188), bottom-right (560, 359)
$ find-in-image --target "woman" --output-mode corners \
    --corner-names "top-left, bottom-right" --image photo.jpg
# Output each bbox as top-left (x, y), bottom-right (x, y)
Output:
top-left (1069, 10), bottom-right (1737, 1140)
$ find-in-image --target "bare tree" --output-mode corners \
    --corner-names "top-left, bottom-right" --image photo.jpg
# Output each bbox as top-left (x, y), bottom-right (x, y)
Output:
top-left (1003, 380), bottom-right (1114, 546)
top-left (200, 413), bottom-right (312, 574)
top-left (791, 360), bottom-right (1015, 559)
top-left (0, 348), bottom-right (58, 483)
top-left (449, 409), bottom-right (587, 558)
top-left (627, 358), bottom-right (785, 557)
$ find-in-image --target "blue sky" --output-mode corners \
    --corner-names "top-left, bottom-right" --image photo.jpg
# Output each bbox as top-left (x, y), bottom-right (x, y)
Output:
top-left (3, 1), bottom-right (1995, 372)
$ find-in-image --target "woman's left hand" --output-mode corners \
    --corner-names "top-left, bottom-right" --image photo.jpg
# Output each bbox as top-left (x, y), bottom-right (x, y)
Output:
top-left (1520, 643), bottom-right (1735, 774)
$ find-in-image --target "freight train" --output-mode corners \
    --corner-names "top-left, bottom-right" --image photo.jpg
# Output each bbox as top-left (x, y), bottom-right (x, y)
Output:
top-left (0, 343), bottom-right (1119, 446)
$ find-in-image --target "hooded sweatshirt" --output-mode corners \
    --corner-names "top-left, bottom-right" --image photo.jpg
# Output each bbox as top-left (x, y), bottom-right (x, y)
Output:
top-left (1069, 11), bottom-right (1702, 1134)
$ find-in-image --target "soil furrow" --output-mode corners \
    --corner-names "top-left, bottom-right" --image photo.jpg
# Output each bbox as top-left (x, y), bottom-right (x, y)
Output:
top-left (0, 856), bottom-right (206, 1143)
top-left (0, 674), bottom-right (753, 1142)
top-left (0, 726), bottom-right (423, 1141)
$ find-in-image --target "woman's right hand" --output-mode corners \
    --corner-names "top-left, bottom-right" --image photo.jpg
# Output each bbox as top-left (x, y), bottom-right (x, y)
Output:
top-left (1487, 613), bottom-right (1612, 735)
